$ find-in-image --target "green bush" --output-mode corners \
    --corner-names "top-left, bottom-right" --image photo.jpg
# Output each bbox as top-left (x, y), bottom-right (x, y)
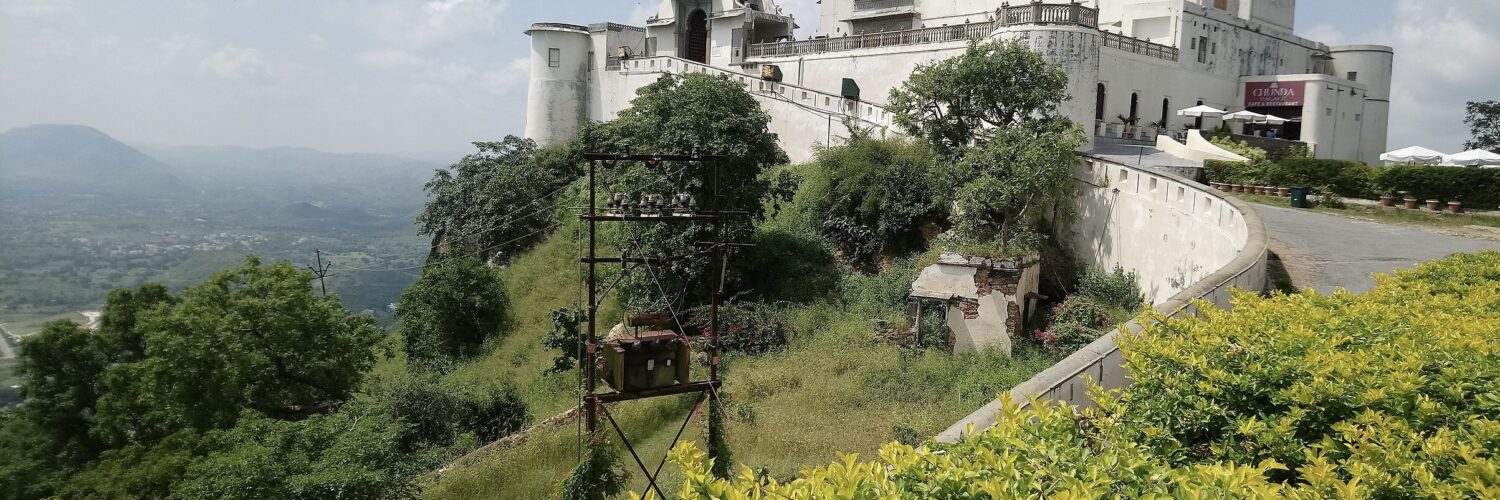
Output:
top-left (686, 302), bottom-right (792, 357)
top-left (1076, 265), bottom-right (1143, 311)
top-left (1268, 157), bottom-right (1374, 197)
top-left (1203, 159), bottom-right (1269, 185)
top-left (665, 251), bottom-right (1500, 498)
top-left (396, 256), bottom-right (510, 372)
top-left (1375, 165), bottom-right (1500, 208)
top-left (800, 135), bottom-right (945, 267)
top-left (367, 375), bottom-right (530, 451)
top-left (1047, 296), bottom-right (1110, 330)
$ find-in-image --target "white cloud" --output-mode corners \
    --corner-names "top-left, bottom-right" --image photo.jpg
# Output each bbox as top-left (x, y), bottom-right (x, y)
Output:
top-left (357, 48), bottom-right (423, 68)
top-left (378, 0), bottom-right (511, 48)
top-left (481, 57), bottom-right (530, 95)
top-left (1381, 0), bottom-right (1500, 150)
top-left (1297, 23), bottom-right (1347, 46)
top-left (626, 3), bottom-right (657, 25)
top-left (0, 0), bottom-right (74, 19)
top-left (198, 45), bottom-right (270, 80)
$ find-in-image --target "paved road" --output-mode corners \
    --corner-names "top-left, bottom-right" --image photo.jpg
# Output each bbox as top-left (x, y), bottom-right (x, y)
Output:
top-left (1254, 204), bottom-right (1500, 294)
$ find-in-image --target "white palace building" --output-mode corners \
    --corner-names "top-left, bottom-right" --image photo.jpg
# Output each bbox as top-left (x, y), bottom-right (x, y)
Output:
top-left (523, 0), bottom-right (1393, 165)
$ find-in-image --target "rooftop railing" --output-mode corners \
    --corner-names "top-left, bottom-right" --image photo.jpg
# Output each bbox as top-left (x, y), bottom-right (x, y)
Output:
top-left (748, 21), bottom-right (995, 58)
top-left (1102, 31), bottom-right (1180, 62)
top-left (745, 2), bottom-right (1178, 62)
top-left (999, 1), bottom-right (1098, 27)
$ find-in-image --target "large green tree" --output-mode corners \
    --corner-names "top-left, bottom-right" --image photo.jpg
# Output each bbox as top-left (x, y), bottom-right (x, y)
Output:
top-left (595, 72), bottom-right (789, 310)
top-left (417, 135), bottom-right (584, 264)
top-left (96, 257), bottom-right (383, 441)
top-left (1464, 100), bottom-right (1500, 151)
top-left (14, 321), bottom-right (110, 465)
top-left (887, 39), bottom-right (1083, 253)
top-left (97, 283), bottom-right (176, 363)
top-left (395, 256), bottom-right (510, 371)
top-left (889, 39), bottom-right (1071, 159)
top-left (950, 122), bottom-right (1085, 249)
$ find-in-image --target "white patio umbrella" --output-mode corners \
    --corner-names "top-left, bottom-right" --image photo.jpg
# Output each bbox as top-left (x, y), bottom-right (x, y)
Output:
top-left (1380, 145), bottom-right (1447, 165)
top-left (1177, 105), bottom-right (1226, 118)
top-left (1259, 114), bottom-right (1290, 125)
top-left (1223, 110), bottom-right (1265, 121)
top-left (1444, 148), bottom-right (1500, 167)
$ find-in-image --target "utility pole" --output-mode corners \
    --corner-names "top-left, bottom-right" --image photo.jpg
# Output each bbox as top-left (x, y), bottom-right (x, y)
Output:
top-left (307, 249), bottom-right (335, 296)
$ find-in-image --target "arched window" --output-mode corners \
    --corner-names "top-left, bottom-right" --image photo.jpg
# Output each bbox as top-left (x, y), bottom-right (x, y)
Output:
top-left (1194, 100), bottom-right (1205, 129)
top-left (1161, 98), bottom-right (1171, 127)
top-left (685, 9), bottom-right (708, 63)
top-left (1129, 92), bottom-right (1140, 122)
top-left (1095, 83), bottom-right (1107, 121)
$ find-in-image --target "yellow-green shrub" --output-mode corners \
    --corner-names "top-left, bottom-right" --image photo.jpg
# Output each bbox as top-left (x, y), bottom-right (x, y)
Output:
top-left (661, 252), bottom-right (1500, 498)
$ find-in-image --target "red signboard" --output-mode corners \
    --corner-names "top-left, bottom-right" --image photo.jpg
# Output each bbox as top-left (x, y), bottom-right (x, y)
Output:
top-left (1245, 81), bottom-right (1305, 107)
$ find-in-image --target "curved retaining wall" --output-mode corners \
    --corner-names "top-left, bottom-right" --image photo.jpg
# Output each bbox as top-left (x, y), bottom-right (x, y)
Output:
top-left (937, 154), bottom-right (1269, 443)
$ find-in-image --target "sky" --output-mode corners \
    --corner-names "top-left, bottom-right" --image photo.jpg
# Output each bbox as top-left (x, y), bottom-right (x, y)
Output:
top-left (1, 0), bottom-right (1495, 156)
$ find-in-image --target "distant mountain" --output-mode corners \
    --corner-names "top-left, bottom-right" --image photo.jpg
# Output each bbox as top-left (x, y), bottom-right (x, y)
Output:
top-left (140, 144), bottom-right (443, 212)
top-left (0, 124), bottom-right (184, 197)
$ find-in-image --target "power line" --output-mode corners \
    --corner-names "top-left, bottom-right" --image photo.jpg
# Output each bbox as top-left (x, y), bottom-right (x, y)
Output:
top-left (339, 167), bottom-right (689, 273)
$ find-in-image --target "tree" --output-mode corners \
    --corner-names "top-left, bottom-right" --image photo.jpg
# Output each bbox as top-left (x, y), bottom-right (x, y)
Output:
top-left (417, 136), bottom-right (583, 264)
top-left (596, 73), bottom-right (789, 310)
top-left (802, 135), bottom-right (945, 266)
top-left (97, 283), bottom-right (176, 362)
top-left (889, 39), bottom-right (1070, 158)
top-left (171, 408), bottom-right (420, 500)
top-left (15, 321), bottom-right (110, 465)
top-left (949, 120), bottom-right (1085, 251)
top-left (395, 256), bottom-right (509, 371)
top-left (1463, 100), bottom-right (1500, 151)
top-left (95, 257), bottom-right (383, 441)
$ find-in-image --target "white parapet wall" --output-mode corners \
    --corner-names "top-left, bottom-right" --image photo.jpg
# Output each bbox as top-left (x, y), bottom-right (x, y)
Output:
top-left (937, 154), bottom-right (1268, 443)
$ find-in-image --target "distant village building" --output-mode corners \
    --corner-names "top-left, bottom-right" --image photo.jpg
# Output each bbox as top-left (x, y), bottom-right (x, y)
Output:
top-left (523, 0), bottom-right (1392, 165)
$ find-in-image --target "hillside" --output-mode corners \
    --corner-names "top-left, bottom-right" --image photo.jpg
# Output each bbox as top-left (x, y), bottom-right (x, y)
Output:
top-left (0, 124), bottom-right (184, 197)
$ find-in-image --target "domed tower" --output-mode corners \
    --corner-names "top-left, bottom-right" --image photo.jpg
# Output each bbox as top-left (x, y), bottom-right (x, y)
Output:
top-left (524, 23), bottom-right (592, 146)
top-left (1329, 45), bottom-right (1394, 164)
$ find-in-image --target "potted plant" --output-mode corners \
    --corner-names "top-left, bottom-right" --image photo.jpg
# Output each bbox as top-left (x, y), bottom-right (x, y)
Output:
top-left (1379, 190), bottom-right (1395, 207)
top-left (1403, 197), bottom-right (1418, 209)
top-left (1278, 186), bottom-right (1291, 198)
top-left (1448, 195), bottom-right (1463, 214)
top-left (1233, 184), bottom-right (1245, 193)
top-left (1426, 199), bottom-right (1442, 211)
top-left (1118, 114), bottom-right (1140, 139)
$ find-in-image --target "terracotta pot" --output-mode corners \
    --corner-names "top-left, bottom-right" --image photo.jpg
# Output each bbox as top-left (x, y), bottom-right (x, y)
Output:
top-left (1403, 198), bottom-right (1418, 209)
top-left (1279, 187), bottom-right (1291, 198)
top-left (1448, 201), bottom-right (1463, 214)
top-left (1212, 182), bottom-right (1226, 191)
top-left (1427, 199), bottom-right (1442, 211)
top-left (1380, 195), bottom-right (1394, 207)
top-left (1263, 186), bottom-right (1276, 196)
top-left (1233, 184), bottom-right (1244, 193)
top-left (1255, 186), bottom-right (1267, 195)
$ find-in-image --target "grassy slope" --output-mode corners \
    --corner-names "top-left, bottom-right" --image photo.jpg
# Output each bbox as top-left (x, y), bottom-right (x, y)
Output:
top-left (421, 232), bottom-right (1064, 498)
top-left (418, 171), bottom-right (1071, 498)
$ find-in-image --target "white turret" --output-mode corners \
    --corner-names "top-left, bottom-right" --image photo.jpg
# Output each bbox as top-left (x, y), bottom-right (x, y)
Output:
top-left (524, 23), bottom-right (592, 146)
top-left (1329, 44), bottom-right (1394, 164)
